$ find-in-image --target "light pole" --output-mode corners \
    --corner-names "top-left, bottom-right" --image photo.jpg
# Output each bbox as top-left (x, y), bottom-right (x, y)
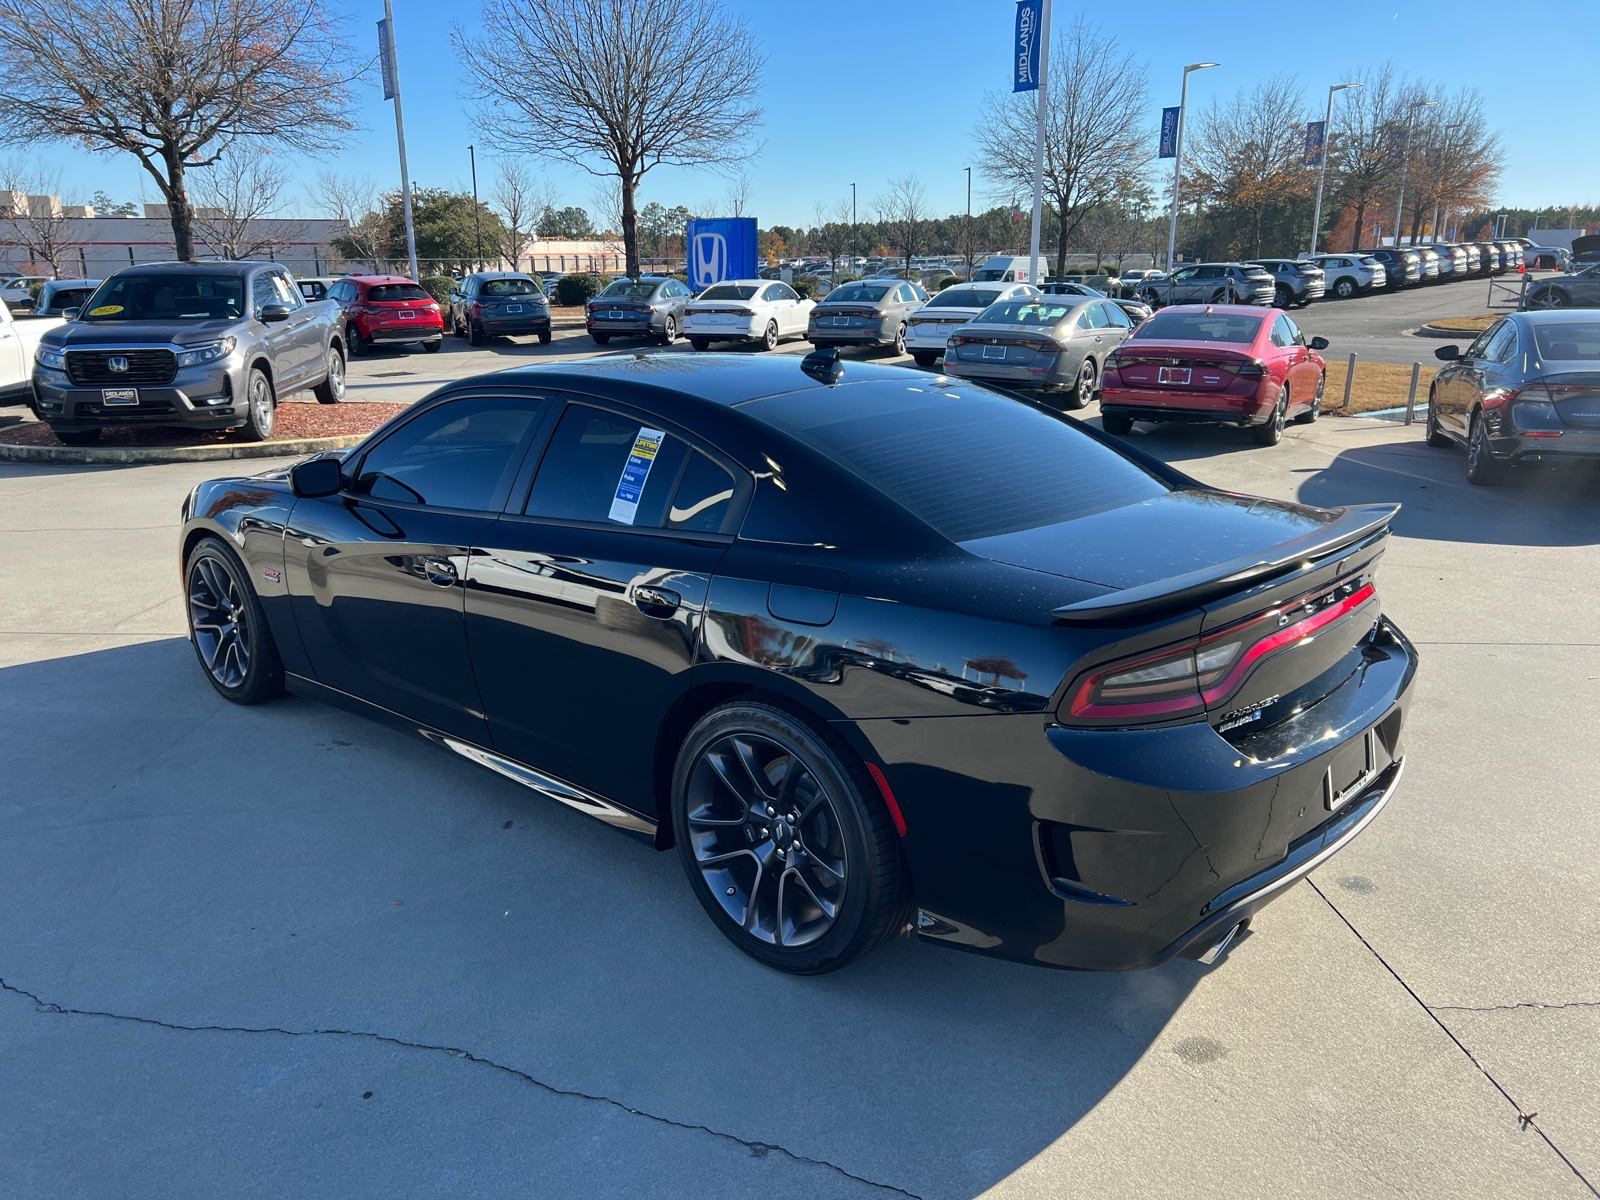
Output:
top-left (379, 0), bottom-right (417, 282)
top-left (1392, 98), bottom-right (1439, 247)
top-left (850, 182), bottom-right (857, 273)
top-left (1309, 82), bottom-right (1360, 257)
top-left (965, 166), bottom-right (973, 276)
top-left (1165, 62), bottom-right (1219, 272)
top-left (468, 144), bottom-right (483, 272)
top-left (1024, 0), bottom-right (1052, 286)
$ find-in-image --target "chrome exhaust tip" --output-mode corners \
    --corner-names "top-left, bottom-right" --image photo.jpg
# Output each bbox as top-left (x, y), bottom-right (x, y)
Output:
top-left (1196, 919), bottom-right (1249, 966)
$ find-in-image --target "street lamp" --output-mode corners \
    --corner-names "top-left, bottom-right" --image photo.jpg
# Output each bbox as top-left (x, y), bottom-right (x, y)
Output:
top-left (1309, 82), bottom-right (1360, 256)
top-left (1392, 99), bottom-right (1439, 248)
top-left (468, 144), bottom-right (483, 272)
top-left (1165, 62), bottom-right (1219, 272)
top-left (1433, 122), bottom-right (1465, 243)
top-left (850, 182), bottom-right (857, 273)
top-left (964, 166), bottom-right (973, 276)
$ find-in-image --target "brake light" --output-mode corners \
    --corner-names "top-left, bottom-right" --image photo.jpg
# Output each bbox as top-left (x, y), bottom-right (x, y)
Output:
top-left (1064, 581), bottom-right (1376, 724)
top-left (1234, 359), bottom-right (1268, 377)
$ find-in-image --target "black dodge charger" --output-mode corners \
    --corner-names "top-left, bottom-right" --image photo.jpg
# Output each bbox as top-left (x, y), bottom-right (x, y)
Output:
top-left (179, 353), bottom-right (1416, 974)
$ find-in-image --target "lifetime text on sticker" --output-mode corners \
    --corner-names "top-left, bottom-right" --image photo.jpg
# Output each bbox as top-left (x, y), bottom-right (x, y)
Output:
top-left (608, 427), bottom-right (667, 525)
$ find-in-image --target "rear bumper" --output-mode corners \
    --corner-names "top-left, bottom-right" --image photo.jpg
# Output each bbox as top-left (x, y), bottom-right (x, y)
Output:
top-left (855, 617), bottom-right (1417, 972)
top-left (1099, 388), bottom-right (1274, 424)
top-left (1498, 430), bottom-right (1600, 464)
top-left (944, 354), bottom-right (1070, 390)
top-left (367, 325), bottom-right (443, 343)
top-left (806, 326), bottom-right (891, 345)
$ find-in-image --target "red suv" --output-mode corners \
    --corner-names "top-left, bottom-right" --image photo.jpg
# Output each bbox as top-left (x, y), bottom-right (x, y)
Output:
top-left (1099, 304), bottom-right (1329, 446)
top-left (328, 275), bottom-right (444, 356)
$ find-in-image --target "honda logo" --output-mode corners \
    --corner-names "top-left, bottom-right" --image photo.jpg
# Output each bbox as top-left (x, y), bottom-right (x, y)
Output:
top-left (107, 356), bottom-right (129, 372)
top-left (690, 232), bottom-right (728, 289)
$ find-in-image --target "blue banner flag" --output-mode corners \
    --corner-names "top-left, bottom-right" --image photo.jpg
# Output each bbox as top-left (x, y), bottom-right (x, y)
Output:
top-left (1013, 0), bottom-right (1043, 92)
top-left (377, 19), bottom-right (396, 101)
top-left (1304, 120), bottom-right (1326, 167)
top-left (1158, 107), bottom-right (1181, 158)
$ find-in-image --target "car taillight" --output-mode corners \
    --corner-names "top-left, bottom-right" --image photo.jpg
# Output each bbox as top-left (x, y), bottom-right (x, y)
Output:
top-left (1234, 359), bottom-right (1268, 377)
top-left (1029, 339), bottom-right (1062, 353)
top-left (1064, 580), bottom-right (1376, 724)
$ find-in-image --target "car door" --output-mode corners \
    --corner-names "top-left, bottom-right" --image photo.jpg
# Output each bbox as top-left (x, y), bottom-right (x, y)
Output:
top-left (1474, 320), bottom-right (1521, 428)
top-left (772, 282), bottom-right (807, 334)
top-left (1098, 299), bottom-right (1136, 357)
top-left (270, 269), bottom-right (323, 385)
top-left (249, 270), bottom-right (300, 387)
top-left (1440, 322), bottom-right (1502, 435)
top-left (1278, 313), bottom-right (1320, 407)
top-left (464, 397), bottom-right (747, 814)
top-left (0, 305), bottom-right (29, 392)
top-left (283, 390), bottom-right (556, 742)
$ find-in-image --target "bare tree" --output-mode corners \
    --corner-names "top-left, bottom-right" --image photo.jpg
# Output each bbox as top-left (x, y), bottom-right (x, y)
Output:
top-left (189, 150), bottom-right (302, 260)
top-left (974, 19), bottom-right (1150, 280)
top-left (722, 169), bottom-right (754, 218)
top-left (812, 199), bottom-right (853, 278)
top-left (0, 159), bottom-right (81, 276)
top-left (876, 175), bottom-right (931, 273)
top-left (0, 0), bottom-right (358, 262)
top-left (1328, 65), bottom-right (1418, 251)
top-left (1401, 90), bottom-right (1502, 244)
top-left (491, 160), bottom-right (557, 270)
top-left (1187, 77), bottom-right (1310, 258)
top-left (314, 173), bottom-right (386, 271)
top-left (457, 0), bottom-right (762, 279)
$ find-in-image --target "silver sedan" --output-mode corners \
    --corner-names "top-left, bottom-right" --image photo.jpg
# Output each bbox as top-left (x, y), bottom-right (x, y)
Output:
top-left (941, 296), bottom-right (1137, 409)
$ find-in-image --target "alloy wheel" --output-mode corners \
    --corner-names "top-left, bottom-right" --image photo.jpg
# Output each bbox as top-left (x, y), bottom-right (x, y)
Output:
top-left (662, 315), bottom-right (677, 344)
top-left (684, 732), bottom-right (848, 948)
top-left (188, 554), bottom-right (252, 689)
top-left (248, 374), bottom-right (274, 438)
top-left (326, 349), bottom-right (344, 400)
top-left (762, 321), bottom-right (779, 351)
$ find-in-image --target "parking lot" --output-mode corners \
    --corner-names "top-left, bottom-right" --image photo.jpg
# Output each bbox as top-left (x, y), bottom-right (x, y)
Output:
top-left (4, 350), bottom-right (1598, 1196)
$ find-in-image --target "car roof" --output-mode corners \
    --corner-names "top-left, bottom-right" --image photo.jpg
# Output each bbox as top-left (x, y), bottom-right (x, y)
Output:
top-left (1512, 309), bottom-right (1600, 326)
top-left (110, 261), bottom-right (258, 276)
top-left (352, 275), bottom-right (422, 284)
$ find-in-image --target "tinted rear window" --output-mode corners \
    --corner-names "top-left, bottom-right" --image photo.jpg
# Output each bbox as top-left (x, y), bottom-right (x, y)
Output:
top-left (976, 300), bottom-right (1073, 326)
top-left (744, 383), bottom-right (1167, 542)
top-left (1131, 312), bottom-right (1262, 343)
top-left (699, 284), bottom-right (760, 300)
top-left (367, 284), bottom-right (431, 302)
top-left (825, 283), bottom-right (892, 303)
top-left (599, 280), bottom-right (656, 300)
top-left (1533, 322), bottom-right (1600, 361)
top-left (482, 278), bottom-right (542, 297)
top-left (926, 288), bottom-right (1001, 308)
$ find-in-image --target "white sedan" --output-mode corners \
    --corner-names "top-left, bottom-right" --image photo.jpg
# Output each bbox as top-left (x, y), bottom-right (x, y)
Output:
top-left (684, 280), bottom-right (815, 352)
top-left (902, 281), bottom-right (1041, 367)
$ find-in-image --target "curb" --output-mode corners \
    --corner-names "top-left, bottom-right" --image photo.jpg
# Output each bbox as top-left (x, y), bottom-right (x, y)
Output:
top-left (1414, 321), bottom-right (1501, 339)
top-left (0, 432), bottom-right (366, 466)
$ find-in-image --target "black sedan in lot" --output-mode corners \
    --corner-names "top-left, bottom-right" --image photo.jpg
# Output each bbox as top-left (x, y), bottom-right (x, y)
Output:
top-left (179, 355), bottom-right (1415, 975)
top-left (1428, 309), bottom-right (1600, 484)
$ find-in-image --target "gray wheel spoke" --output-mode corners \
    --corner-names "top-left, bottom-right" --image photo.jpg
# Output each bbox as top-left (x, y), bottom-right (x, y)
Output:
top-left (704, 749), bottom-right (757, 813)
top-left (731, 737), bottom-right (779, 802)
top-left (783, 863), bottom-right (838, 921)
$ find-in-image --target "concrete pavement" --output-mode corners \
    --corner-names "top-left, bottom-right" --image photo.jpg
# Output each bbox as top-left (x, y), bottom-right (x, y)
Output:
top-left (3, 386), bottom-right (1598, 1197)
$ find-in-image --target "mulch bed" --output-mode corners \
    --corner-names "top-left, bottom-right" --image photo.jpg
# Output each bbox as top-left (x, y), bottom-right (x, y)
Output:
top-left (0, 400), bottom-right (412, 448)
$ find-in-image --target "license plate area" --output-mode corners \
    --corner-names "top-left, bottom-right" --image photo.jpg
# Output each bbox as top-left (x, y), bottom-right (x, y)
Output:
top-left (982, 344), bottom-right (1007, 360)
top-left (398, 310), bottom-right (415, 320)
top-left (506, 304), bottom-right (522, 313)
top-left (1158, 366), bottom-right (1192, 385)
top-left (101, 388), bottom-right (138, 405)
top-left (1324, 729), bottom-right (1379, 812)
top-left (832, 315), bottom-right (851, 326)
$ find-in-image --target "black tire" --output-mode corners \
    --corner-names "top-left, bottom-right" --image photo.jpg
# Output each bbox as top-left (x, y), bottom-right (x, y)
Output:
top-left (761, 320), bottom-right (779, 352)
top-left (237, 368), bottom-right (275, 442)
top-left (1274, 285), bottom-right (1292, 309)
top-left (471, 321), bottom-right (486, 347)
top-left (811, 340), bottom-right (834, 351)
top-left (1061, 358), bottom-right (1095, 411)
top-left (453, 309), bottom-right (467, 337)
top-left (55, 428), bottom-right (101, 446)
top-left (1466, 412), bottom-right (1504, 485)
top-left (311, 346), bottom-right (345, 404)
top-left (1209, 288), bottom-right (1228, 305)
top-left (184, 535), bottom-right (284, 705)
top-left (659, 315), bottom-right (678, 345)
top-left (1293, 373), bottom-right (1324, 424)
top-left (1101, 412), bottom-right (1133, 436)
top-left (911, 351), bottom-right (938, 368)
top-left (671, 697), bottom-right (914, 975)
top-left (1334, 277), bottom-right (1357, 299)
top-left (889, 324), bottom-right (906, 356)
top-left (346, 324), bottom-right (366, 358)
top-left (1425, 389), bottom-right (1452, 447)
top-left (689, 337), bottom-right (710, 351)
top-left (422, 339), bottom-right (441, 354)
top-left (538, 331), bottom-right (552, 345)
top-left (1252, 387), bottom-right (1287, 446)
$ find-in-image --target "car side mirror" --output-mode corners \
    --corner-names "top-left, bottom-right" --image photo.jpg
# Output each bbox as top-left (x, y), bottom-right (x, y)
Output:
top-left (289, 457), bottom-right (344, 499)
top-left (1434, 345), bottom-right (1460, 361)
top-left (260, 303), bottom-right (292, 323)
top-left (1309, 336), bottom-right (1329, 351)
top-left (62, 308), bottom-right (79, 321)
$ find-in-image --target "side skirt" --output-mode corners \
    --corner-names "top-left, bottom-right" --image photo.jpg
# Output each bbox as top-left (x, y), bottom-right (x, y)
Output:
top-left (283, 673), bottom-right (657, 842)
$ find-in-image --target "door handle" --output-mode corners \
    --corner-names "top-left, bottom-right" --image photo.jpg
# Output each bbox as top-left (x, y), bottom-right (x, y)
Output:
top-left (423, 556), bottom-right (457, 587)
top-left (634, 585), bottom-right (680, 617)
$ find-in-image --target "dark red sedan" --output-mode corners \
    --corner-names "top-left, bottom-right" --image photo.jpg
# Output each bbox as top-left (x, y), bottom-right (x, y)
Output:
top-left (1099, 304), bottom-right (1329, 446)
top-left (328, 275), bottom-right (444, 357)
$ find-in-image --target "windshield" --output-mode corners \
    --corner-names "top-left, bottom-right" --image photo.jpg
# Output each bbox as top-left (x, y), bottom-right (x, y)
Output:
top-left (971, 269), bottom-right (1008, 281)
top-left (825, 283), bottom-right (892, 304)
top-left (926, 288), bottom-right (1001, 309)
top-left (482, 278), bottom-right (542, 297)
top-left (698, 284), bottom-right (760, 301)
top-left (367, 283), bottom-right (432, 302)
top-left (746, 384), bottom-right (1167, 542)
top-left (975, 300), bottom-right (1074, 326)
top-left (599, 280), bottom-right (657, 300)
top-left (1533, 323), bottom-right (1600, 360)
top-left (79, 273), bottom-right (245, 321)
top-left (1131, 311), bottom-right (1262, 343)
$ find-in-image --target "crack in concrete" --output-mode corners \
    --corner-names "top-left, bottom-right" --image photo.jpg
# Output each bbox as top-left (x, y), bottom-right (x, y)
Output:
top-left (1308, 882), bottom-right (1599, 1198)
top-left (1430, 1000), bottom-right (1600, 1014)
top-left (0, 977), bottom-right (921, 1198)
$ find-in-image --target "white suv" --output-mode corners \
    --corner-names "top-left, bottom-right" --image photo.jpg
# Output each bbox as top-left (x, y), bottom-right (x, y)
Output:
top-left (902, 281), bottom-right (1041, 367)
top-left (1308, 254), bottom-right (1387, 300)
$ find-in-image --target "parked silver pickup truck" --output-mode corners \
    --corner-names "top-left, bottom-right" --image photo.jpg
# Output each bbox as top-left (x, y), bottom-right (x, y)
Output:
top-left (31, 260), bottom-right (345, 446)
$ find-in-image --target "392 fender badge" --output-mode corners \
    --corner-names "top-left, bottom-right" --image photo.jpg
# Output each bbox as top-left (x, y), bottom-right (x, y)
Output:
top-left (262, 567), bottom-right (282, 583)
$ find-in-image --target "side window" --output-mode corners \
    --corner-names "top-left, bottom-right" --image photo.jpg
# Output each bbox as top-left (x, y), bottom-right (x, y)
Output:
top-left (526, 404), bottom-right (692, 528)
top-left (353, 395), bottom-right (548, 511)
top-left (1074, 307), bottom-right (1095, 330)
top-left (1489, 323), bottom-right (1519, 364)
top-left (250, 273), bottom-right (276, 316)
top-left (669, 451), bottom-right (738, 533)
top-left (1102, 302), bottom-right (1133, 329)
top-left (1283, 315), bottom-right (1306, 345)
top-left (1270, 315), bottom-right (1293, 348)
top-left (1466, 321), bottom-right (1503, 360)
top-left (271, 272), bottom-right (303, 309)
top-left (775, 284), bottom-right (800, 302)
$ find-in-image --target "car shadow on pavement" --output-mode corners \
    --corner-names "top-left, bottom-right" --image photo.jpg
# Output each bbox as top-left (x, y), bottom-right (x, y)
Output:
top-left (2, 638), bottom-right (1204, 1199)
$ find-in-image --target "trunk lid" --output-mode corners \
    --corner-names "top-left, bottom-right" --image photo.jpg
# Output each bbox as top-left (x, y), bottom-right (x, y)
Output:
top-left (1109, 343), bottom-right (1258, 393)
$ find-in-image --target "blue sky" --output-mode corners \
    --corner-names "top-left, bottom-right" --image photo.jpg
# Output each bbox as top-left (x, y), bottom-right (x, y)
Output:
top-left (32, 0), bottom-right (1600, 226)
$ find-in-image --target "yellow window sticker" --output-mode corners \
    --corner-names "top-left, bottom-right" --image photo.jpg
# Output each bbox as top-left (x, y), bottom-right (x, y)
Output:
top-left (89, 305), bottom-right (124, 316)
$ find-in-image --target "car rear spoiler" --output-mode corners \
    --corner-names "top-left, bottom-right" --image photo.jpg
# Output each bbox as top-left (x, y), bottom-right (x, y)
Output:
top-left (1051, 502), bottom-right (1400, 624)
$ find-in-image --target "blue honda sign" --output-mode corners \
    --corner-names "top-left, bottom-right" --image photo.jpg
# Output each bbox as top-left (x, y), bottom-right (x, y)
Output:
top-left (686, 217), bottom-right (758, 290)
top-left (1304, 120), bottom-right (1326, 167)
top-left (1013, 0), bottom-right (1043, 92)
top-left (1158, 107), bottom-right (1181, 158)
